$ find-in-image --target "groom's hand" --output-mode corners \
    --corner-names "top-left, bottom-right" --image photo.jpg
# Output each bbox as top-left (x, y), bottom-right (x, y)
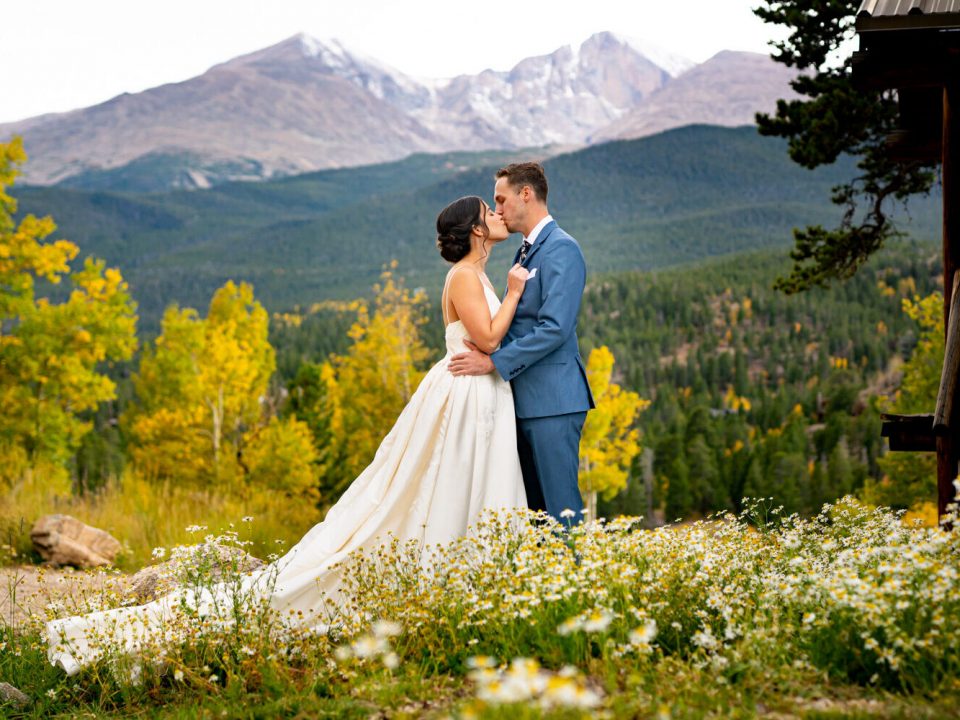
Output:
top-left (449, 341), bottom-right (495, 376)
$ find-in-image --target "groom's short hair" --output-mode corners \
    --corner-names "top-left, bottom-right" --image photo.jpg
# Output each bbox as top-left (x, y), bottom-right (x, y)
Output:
top-left (496, 162), bottom-right (548, 204)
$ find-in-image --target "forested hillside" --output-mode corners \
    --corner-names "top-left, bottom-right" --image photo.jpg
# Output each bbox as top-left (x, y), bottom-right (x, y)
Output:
top-left (266, 242), bottom-right (942, 523)
top-left (13, 126), bottom-right (938, 332)
top-left (577, 245), bottom-right (940, 520)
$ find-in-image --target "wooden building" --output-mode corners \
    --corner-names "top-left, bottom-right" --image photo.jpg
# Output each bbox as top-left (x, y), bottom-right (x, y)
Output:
top-left (855, 0), bottom-right (960, 519)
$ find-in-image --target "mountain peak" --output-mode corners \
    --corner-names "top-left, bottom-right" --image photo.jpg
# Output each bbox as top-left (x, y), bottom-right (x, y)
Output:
top-left (225, 33), bottom-right (357, 70)
top-left (585, 31), bottom-right (695, 77)
top-left (704, 49), bottom-right (770, 62)
top-left (294, 33), bottom-right (350, 63)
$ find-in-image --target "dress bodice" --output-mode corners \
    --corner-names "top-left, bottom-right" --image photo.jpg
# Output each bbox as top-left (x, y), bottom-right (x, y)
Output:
top-left (444, 283), bottom-right (501, 355)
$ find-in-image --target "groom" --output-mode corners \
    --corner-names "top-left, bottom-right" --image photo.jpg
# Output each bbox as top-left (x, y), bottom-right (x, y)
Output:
top-left (449, 162), bottom-right (594, 522)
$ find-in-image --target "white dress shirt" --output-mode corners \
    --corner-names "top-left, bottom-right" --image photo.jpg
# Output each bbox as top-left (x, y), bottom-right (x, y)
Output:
top-left (523, 215), bottom-right (554, 248)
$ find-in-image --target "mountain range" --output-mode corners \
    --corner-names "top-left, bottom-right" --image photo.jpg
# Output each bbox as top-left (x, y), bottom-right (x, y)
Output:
top-left (1, 32), bottom-right (799, 190)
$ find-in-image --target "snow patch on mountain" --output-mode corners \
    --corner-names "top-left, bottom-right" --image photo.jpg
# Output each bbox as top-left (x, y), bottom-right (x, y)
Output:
top-left (297, 34), bottom-right (351, 68)
top-left (608, 32), bottom-right (695, 77)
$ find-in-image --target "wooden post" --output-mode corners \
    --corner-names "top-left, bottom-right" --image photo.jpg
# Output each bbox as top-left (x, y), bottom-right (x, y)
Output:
top-left (934, 269), bottom-right (960, 432)
top-left (940, 81), bottom-right (960, 522)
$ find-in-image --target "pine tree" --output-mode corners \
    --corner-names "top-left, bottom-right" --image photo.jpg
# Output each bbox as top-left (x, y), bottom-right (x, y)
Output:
top-left (754, 0), bottom-right (935, 292)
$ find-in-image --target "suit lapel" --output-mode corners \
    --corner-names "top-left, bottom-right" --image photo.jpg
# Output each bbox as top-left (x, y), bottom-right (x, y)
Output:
top-left (521, 221), bottom-right (556, 267)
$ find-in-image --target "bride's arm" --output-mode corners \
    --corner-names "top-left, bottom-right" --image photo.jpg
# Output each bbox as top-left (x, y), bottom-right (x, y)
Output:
top-left (448, 266), bottom-right (527, 354)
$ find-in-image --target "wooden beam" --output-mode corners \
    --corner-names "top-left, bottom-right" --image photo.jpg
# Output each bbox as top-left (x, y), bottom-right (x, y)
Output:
top-left (857, 15), bottom-right (960, 33)
top-left (852, 47), bottom-right (952, 90)
top-left (884, 129), bottom-right (942, 163)
top-left (881, 413), bottom-right (936, 452)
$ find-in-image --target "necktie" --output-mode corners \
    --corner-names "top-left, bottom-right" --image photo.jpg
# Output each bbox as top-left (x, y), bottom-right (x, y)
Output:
top-left (519, 240), bottom-right (532, 263)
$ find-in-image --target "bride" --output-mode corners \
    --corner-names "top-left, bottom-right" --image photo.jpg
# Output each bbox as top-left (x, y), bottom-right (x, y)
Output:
top-left (47, 195), bottom-right (530, 675)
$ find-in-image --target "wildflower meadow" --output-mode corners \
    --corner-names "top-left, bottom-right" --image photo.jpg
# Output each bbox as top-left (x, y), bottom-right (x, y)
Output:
top-left (3, 497), bottom-right (960, 718)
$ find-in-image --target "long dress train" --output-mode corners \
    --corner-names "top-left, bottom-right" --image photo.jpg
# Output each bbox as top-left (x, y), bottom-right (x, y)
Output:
top-left (47, 284), bottom-right (526, 675)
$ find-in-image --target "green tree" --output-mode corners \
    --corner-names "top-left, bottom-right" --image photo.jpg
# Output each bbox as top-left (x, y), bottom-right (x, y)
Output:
top-left (665, 456), bottom-right (692, 521)
top-left (286, 361), bottom-right (351, 506)
top-left (754, 0), bottom-right (935, 292)
top-left (866, 292), bottom-right (942, 508)
top-left (686, 434), bottom-right (723, 513)
top-left (827, 439), bottom-right (854, 498)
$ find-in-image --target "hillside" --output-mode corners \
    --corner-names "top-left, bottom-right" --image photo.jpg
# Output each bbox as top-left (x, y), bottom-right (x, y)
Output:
top-left (12, 125), bottom-right (940, 330)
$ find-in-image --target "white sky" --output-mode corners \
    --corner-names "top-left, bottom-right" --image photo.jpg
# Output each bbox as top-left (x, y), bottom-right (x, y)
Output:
top-left (0, 0), bottom-right (785, 124)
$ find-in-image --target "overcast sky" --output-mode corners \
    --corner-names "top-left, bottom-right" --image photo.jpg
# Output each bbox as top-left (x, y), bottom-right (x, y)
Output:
top-left (1, 0), bottom-right (785, 124)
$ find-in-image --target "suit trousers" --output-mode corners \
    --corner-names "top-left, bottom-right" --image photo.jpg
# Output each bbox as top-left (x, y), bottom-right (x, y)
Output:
top-left (516, 411), bottom-right (587, 523)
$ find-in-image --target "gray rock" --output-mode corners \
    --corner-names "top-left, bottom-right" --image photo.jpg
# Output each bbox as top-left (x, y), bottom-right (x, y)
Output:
top-left (0, 681), bottom-right (30, 707)
top-left (31, 514), bottom-right (122, 568)
top-left (128, 545), bottom-right (265, 602)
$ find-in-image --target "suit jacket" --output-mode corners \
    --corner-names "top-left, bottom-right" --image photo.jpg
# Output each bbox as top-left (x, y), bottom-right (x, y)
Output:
top-left (491, 220), bottom-right (595, 419)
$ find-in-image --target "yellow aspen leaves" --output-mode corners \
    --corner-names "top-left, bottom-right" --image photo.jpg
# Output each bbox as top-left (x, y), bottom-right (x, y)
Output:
top-left (243, 416), bottom-right (318, 500)
top-left (0, 139), bottom-right (137, 465)
top-left (322, 268), bottom-right (432, 483)
top-left (126, 282), bottom-right (277, 487)
top-left (578, 346), bottom-right (649, 519)
top-left (723, 385), bottom-right (752, 412)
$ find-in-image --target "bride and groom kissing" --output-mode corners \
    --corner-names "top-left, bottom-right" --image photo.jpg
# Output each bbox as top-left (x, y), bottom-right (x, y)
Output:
top-left (445, 161), bottom-right (594, 520)
top-left (47, 161), bottom-right (596, 674)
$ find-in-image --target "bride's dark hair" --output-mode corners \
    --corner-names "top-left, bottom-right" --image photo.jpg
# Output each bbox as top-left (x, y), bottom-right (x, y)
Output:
top-left (436, 196), bottom-right (488, 263)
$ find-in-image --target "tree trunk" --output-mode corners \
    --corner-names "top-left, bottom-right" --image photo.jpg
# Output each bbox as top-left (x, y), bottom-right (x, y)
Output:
top-left (209, 385), bottom-right (224, 481)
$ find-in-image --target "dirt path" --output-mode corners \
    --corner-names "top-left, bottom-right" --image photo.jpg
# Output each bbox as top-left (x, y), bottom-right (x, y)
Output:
top-left (0, 565), bottom-right (129, 631)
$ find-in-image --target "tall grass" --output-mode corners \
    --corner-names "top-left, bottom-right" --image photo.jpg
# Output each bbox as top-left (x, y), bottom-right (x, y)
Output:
top-left (1, 468), bottom-right (322, 570)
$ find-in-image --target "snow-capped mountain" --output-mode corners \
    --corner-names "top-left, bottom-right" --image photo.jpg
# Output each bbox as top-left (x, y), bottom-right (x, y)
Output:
top-left (419, 32), bottom-right (679, 148)
top-left (0, 33), bottom-right (798, 188)
top-left (236, 33), bottom-right (436, 112)
top-left (603, 32), bottom-right (696, 78)
top-left (0, 34), bottom-right (445, 187)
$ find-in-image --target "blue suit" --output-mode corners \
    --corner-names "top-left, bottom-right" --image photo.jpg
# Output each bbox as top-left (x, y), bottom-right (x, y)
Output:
top-left (491, 220), bottom-right (595, 521)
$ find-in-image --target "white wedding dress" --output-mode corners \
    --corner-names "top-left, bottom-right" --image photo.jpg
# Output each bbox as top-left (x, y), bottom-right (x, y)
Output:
top-left (47, 283), bottom-right (527, 675)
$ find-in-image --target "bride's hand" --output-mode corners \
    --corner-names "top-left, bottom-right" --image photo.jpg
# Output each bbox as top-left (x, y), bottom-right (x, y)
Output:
top-left (506, 263), bottom-right (529, 297)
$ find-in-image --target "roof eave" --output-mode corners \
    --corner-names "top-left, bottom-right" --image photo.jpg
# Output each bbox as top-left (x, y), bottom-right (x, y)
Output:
top-left (857, 14), bottom-right (960, 32)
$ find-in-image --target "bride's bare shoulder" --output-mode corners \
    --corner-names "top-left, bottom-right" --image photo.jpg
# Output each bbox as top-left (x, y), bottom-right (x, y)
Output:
top-left (446, 264), bottom-right (482, 291)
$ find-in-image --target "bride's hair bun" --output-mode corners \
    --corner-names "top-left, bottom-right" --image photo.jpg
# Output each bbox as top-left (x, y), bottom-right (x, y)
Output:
top-left (436, 196), bottom-right (487, 263)
top-left (437, 232), bottom-right (470, 262)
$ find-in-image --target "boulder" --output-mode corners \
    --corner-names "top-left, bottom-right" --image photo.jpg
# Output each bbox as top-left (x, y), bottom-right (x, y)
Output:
top-left (30, 515), bottom-right (122, 568)
top-left (0, 682), bottom-right (30, 708)
top-left (127, 545), bottom-right (265, 602)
